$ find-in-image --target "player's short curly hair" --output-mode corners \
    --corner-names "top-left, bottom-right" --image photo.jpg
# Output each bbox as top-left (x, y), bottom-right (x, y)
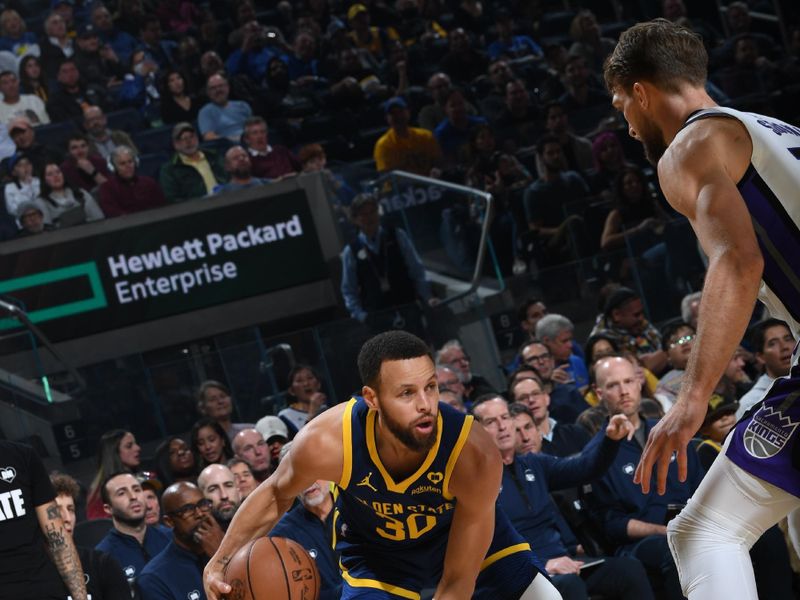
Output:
top-left (358, 331), bottom-right (432, 388)
top-left (603, 19), bottom-right (707, 93)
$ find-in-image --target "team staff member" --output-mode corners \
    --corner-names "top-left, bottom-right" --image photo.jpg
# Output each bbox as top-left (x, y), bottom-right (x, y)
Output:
top-left (0, 440), bottom-right (87, 599)
top-left (204, 331), bottom-right (561, 599)
top-left (50, 472), bottom-right (131, 599)
top-left (271, 473), bottom-right (342, 600)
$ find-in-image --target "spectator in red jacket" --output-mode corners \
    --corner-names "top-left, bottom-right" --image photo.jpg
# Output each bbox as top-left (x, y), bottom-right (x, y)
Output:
top-left (98, 146), bottom-right (167, 217)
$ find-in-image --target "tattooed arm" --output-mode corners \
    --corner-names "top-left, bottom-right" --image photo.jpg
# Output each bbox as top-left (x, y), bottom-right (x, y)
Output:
top-left (36, 501), bottom-right (88, 600)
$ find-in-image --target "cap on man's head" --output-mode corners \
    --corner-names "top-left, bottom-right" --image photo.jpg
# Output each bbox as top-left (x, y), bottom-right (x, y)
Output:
top-left (603, 286), bottom-right (639, 316)
top-left (8, 117), bottom-right (31, 135)
top-left (78, 24), bottom-right (98, 38)
top-left (136, 471), bottom-right (163, 494)
top-left (384, 96), bottom-right (408, 114)
top-left (703, 394), bottom-right (738, 427)
top-left (172, 122), bottom-right (195, 140)
top-left (255, 416), bottom-right (289, 443)
top-left (347, 3), bottom-right (368, 21)
top-left (16, 200), bottom-right (42, 219)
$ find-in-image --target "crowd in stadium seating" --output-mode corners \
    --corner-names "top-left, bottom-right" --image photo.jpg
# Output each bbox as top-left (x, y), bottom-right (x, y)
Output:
top-left (4, 0), bottom-right (800, 598)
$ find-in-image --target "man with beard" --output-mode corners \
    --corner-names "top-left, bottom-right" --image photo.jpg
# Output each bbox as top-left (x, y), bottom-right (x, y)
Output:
top-left (95, 472), bottom-right (170, 589)
top-left (138, 482), bottom-right (225, 600)
top-left (160, 122), bottom-right (227, 202)
top-left (232, 428), bottom-right (272, 482)
top-left (197, 464), bottom-right (241, 529)
top-left (590, 286), bottom-right (667, 374)
top-left (271, 471), bottom-right (343, 600)
top-left (214, 145), bottom-right (270, 193)
top-left (203, 331), bottom-right (561, 599)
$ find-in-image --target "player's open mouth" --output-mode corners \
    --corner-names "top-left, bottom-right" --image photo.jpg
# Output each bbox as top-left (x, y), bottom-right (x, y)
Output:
top-left (414, 419), bottom-right (433, 433)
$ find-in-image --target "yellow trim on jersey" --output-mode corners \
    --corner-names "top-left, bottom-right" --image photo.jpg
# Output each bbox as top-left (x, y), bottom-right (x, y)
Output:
top-left (442, 415), bottom-right (473, 500)
top-left (340, 562), bottom-right (421, 600)
top-left (331, 486), bottom-right (340, 550)
top-left (480, 543), bottom-right (531, 571)
top-left (339, 399), bottom-right (356, 489)
top-left (366, 410), bottom-right (443, 493)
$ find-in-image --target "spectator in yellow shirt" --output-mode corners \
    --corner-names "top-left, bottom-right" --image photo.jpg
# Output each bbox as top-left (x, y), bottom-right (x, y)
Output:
top-left (373, 96), bottom-right (441, 175)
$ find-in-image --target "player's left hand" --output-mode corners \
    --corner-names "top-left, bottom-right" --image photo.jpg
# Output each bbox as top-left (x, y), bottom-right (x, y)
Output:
top-left (634, 398), bottom-right (706, 495)
top-left (605, 414), bottom-right (635, 441)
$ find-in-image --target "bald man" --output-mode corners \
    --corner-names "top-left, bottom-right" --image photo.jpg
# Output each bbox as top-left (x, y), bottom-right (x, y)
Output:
top-left (137, 482), bottom-right (224, 600)
top-left (197, 465), bottom-right (241, 528)
top-left (232, 428), bottom-right (271, 482)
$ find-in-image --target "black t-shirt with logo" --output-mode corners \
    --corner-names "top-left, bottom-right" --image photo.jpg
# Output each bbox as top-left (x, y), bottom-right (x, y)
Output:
top-left (0, 440), bottom-right (65, 599)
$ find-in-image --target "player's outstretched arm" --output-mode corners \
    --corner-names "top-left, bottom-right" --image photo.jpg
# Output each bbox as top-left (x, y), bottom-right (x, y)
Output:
top-left (435, 424), bottom-right (502, 600)
top-left (635, 118), bottom-right (763, 495)
top-left (203, 404), bottom-right (346, 600)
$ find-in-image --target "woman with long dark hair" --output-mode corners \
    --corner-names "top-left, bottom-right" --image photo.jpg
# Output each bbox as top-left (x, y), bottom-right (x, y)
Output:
top-left (38, 162), bottom-right (104, 226)
top-left (19, 55), bottom-right (50, 103)
top-left (159, 69), bottom-right (199, 124)
top-left (86, 429), bottom-right (141, 519)
top-left (190, 418), bottom-right (235, 469)
top-left (154, 436), bottom-right (198, 487)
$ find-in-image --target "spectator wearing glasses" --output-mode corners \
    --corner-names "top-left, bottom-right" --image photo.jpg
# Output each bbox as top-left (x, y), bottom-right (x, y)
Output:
top-left (519, 340), bottom-right (589, 424)
top-left (509, 373), bottom-right (590, 457)
top-left (654, 322), bottom-right (696, 411)
top-left (436, 339), bottom-right (496, 404)
top-left (536, 314), bottom-right (589, 391)
top-left (435, 364), bottom-right (467, 408)
top-left (137, 483), bottom-right (225, 600)
top-left (95, 472), bottom-right (171, 589)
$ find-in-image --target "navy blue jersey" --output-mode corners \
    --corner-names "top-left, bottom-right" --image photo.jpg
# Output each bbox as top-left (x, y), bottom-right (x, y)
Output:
top-left (333, 397), bottom-right (541, 599)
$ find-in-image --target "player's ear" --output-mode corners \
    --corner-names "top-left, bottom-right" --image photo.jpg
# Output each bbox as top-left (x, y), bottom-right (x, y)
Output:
top-left (632, 82), bottom-right (648, 109)
top-left (362, 385), bottom-right (378, 409)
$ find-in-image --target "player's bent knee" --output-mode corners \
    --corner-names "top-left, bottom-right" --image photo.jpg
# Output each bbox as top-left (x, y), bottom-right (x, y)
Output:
top-left (517, 573), bottom-right (563, 600)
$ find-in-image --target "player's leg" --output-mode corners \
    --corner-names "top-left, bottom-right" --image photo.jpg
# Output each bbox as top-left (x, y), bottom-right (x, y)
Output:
top-left (667, 438), bottom-right (800, 600)
top-left (517, 572), bottom-right (562, 600)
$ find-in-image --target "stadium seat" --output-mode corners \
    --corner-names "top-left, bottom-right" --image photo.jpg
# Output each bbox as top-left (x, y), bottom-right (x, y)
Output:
top-left (35, 121), bottom-right (79, 152)
top-left (138, 152), bottom-right (170, 180)
top-left (73, 518), bottom-right (113, 548)
top-left (105, 108), bottom-right (147, 134)
top-left (131, 125), bottom-right (174, 155)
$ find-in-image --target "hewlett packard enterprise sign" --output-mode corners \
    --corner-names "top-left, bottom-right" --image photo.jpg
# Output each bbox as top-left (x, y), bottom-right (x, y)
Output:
top-left (0, 189), bottom-right (328, 342)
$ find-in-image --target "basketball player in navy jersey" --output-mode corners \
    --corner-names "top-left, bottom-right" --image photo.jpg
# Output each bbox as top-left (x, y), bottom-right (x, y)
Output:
top-left (204, 331), bottom-right (561, 599)
top-left (604, 19), bottom-right (800, 600)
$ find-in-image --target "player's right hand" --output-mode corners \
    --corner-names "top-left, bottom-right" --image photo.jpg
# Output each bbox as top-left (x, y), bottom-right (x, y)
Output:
top-left (203, 561), bottom-right (231, 600)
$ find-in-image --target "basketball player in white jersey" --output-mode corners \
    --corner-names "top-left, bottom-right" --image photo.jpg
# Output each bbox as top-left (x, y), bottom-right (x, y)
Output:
top-left (603, 19), bottom-right (800, 599)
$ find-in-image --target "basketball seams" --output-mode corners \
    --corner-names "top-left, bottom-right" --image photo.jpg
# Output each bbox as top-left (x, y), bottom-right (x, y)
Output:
top-left (246, 539), bottom-right (258, 600)
top-left (270, 537), bottom-right (293, 600)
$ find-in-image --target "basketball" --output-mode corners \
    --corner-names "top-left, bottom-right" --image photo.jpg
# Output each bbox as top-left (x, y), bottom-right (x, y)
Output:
top-left (223, 537), bottom-right (320, 600)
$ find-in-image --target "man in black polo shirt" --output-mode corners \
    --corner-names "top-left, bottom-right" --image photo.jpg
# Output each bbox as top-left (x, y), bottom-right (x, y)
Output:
top-left (0, 440), bottom-right (87, 599)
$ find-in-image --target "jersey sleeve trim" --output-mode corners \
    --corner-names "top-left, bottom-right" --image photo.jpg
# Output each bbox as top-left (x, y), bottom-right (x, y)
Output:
top-left (442, 414), bottom-right (473, 500)
top-left (339, 398), bottom-right (357, 489)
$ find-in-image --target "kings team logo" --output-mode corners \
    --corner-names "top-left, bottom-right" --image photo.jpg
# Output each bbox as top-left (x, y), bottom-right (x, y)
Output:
top-left (743, 405), bottom-right (800, 459)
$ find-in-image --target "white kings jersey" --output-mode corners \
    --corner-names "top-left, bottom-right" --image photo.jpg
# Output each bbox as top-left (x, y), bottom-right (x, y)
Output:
top-left (684, 107), bottom-right (800, 338)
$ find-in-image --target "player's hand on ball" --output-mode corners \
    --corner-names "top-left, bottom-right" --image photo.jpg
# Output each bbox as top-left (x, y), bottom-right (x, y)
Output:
top-left (203, 560), bottom-right (231, 600)
top-left (606, 414), bottom-right (636, 441)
